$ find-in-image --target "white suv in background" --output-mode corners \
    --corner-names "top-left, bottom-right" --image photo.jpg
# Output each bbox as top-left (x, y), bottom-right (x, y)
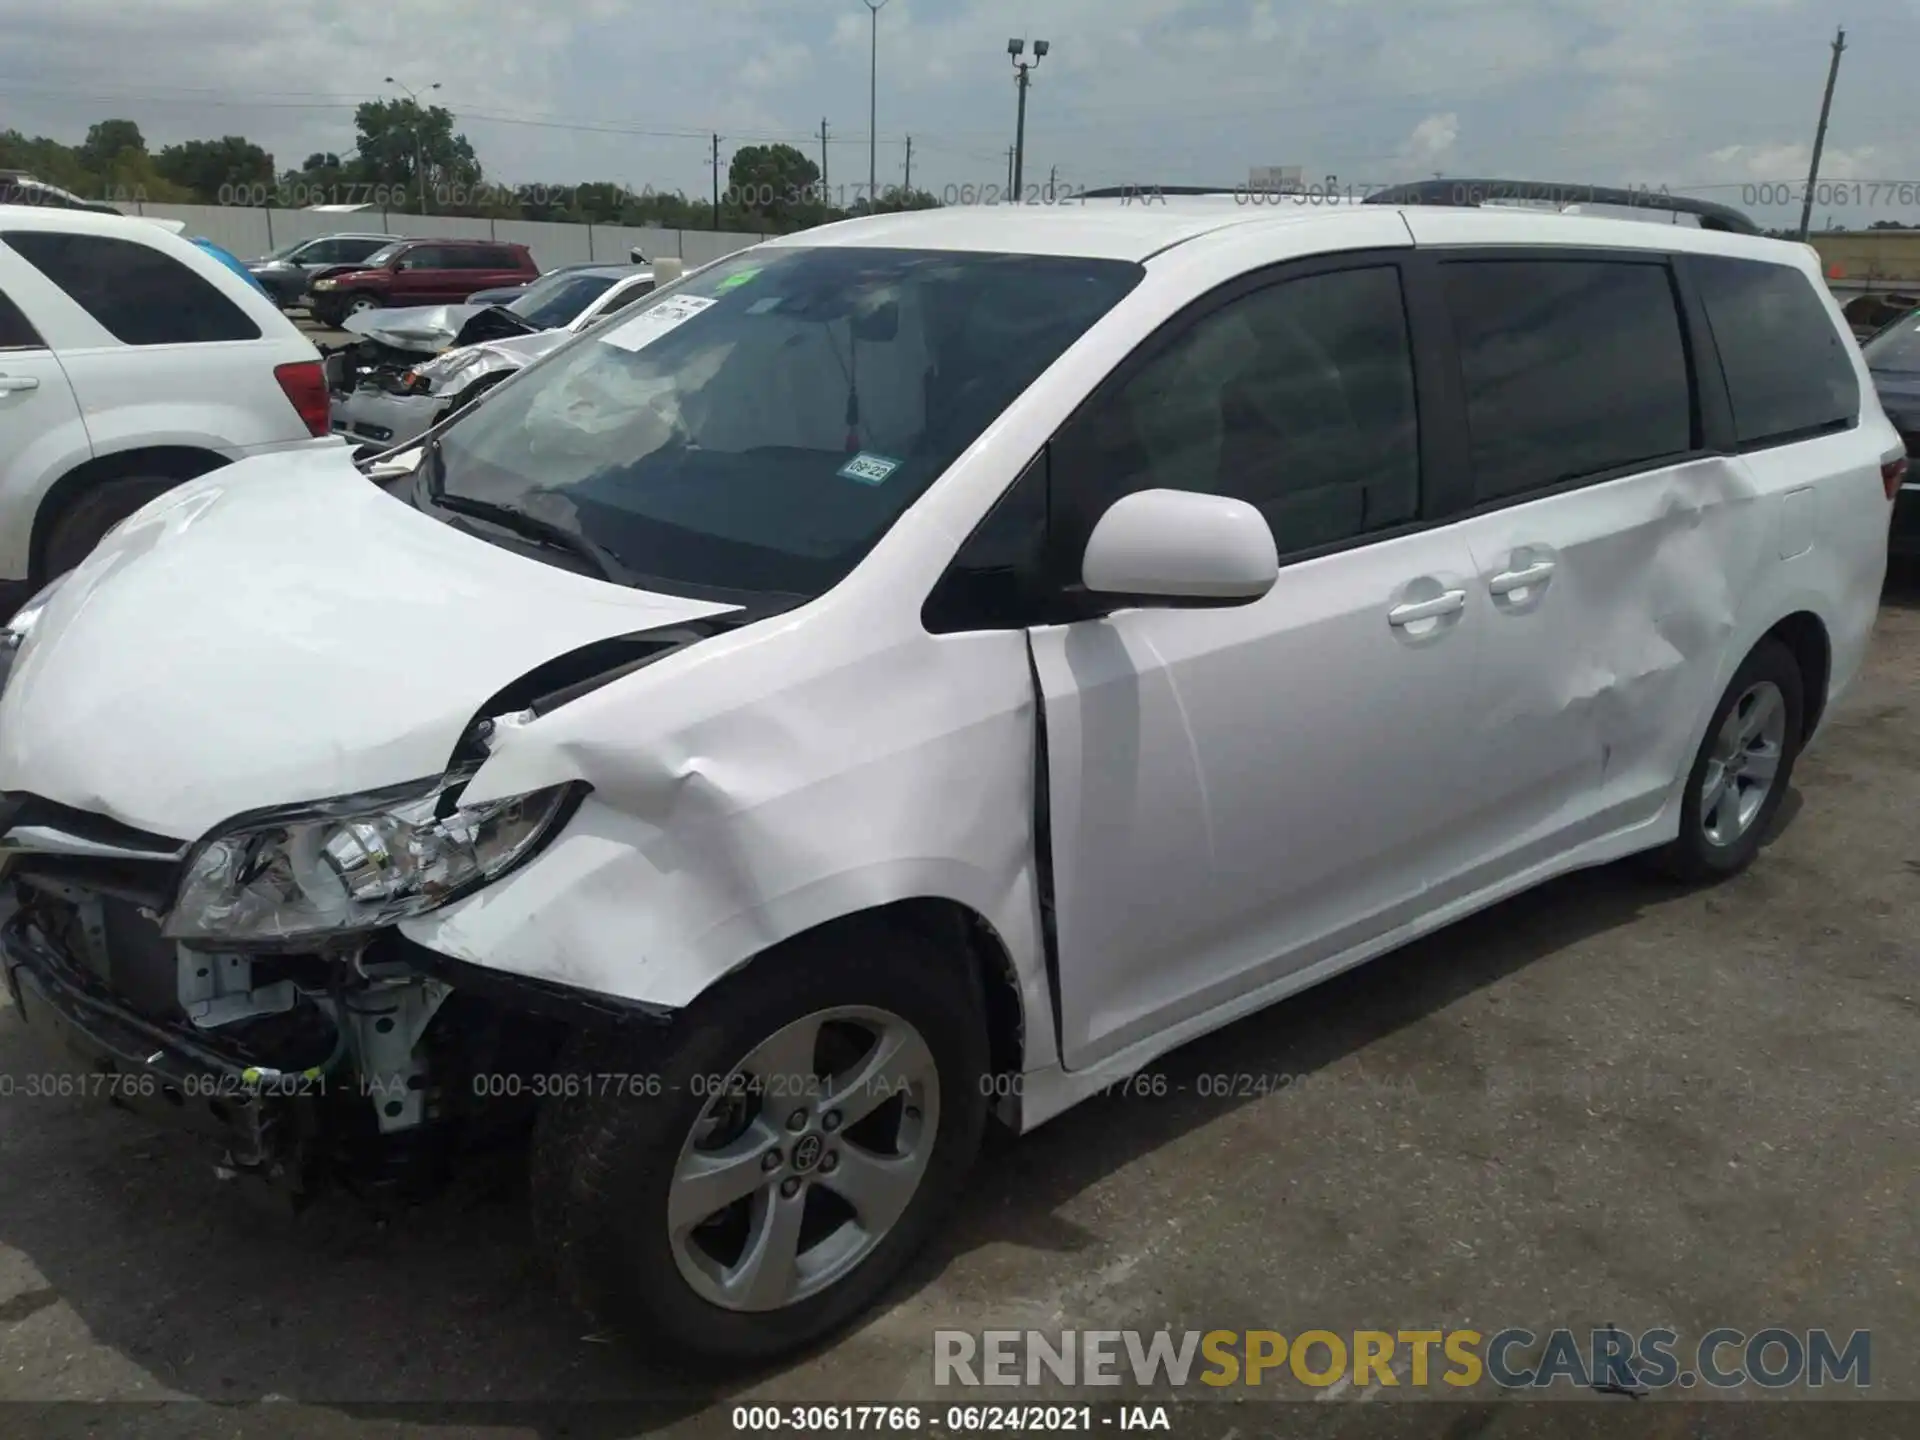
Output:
top-left (0, 206), bottom-right (338, 614)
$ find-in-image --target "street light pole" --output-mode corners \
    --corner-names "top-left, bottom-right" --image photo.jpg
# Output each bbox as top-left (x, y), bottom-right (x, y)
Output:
top-left (1006, 38), bottom-right (1048, 202)
top-left (865, 0), bottom-right (888, 210)
top-left (384, 76), bottom-right (441, 215)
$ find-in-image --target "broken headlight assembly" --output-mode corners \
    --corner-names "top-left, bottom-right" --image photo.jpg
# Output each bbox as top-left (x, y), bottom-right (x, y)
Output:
top-left (405, 347), bottom-right (487, 393)
top-left (165, 775), bottom-right (580, 947)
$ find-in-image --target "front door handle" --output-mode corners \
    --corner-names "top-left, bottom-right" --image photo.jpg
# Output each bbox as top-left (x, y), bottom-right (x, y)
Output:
top-left (1489, 560), bottom-right (1555, 595)
top-left (0, 375), bottom-right (40, 394)
top-left (1388, 589), bottom-right (1467, 626)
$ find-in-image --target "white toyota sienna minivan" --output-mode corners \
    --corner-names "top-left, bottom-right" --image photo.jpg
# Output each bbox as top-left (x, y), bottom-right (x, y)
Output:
top-left (0, 185), bottom-right (1901, 1366)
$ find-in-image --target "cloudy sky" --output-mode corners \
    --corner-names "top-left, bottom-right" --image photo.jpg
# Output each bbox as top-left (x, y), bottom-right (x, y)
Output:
top-left (0, 0), bottom-right (1911, 228)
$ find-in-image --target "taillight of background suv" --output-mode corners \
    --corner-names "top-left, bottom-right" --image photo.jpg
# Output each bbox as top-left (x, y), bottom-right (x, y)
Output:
top-left (274, 360), bottom-right (331, 438)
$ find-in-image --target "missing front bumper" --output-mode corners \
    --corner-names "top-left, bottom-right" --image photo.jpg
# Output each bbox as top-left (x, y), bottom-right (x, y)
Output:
top-left (2, 914), bottom-right (298, 1174)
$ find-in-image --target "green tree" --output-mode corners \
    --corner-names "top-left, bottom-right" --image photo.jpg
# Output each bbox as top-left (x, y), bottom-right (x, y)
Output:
top-left (155, 136), bottom-right (275, 203)
top-left (856, 185), bottom-right (942, 215)
top-left (726, 143), bottom-right (821, 225)
top-left (79, 119), bottom-right (145, 175)
top-left (351, 99), bottom-right (480, 210)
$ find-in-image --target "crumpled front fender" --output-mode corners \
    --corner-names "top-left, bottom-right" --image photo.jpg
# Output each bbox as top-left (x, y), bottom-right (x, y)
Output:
top-left (398, 617), bottom-right (1055, 1061)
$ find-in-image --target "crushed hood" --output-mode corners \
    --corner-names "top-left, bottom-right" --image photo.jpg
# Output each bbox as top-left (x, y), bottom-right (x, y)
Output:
top-left (0, 447), bottom-right (738, 839)
top-left (344, 304), bottom-right (541, 354)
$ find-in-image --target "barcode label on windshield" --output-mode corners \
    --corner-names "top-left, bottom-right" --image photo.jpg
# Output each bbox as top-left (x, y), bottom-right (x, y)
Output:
top-left (838, 453), bottom-right (901, 485)
top-left (599, 294), bottom-right (716, 352)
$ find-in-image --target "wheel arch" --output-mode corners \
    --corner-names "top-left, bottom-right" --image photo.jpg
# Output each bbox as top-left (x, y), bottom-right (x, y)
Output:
top-left (1763, 610), bottom-right (1831, 745)
top-left (744, 898), bottom-right (1029, 1122)
top-left (30, 445), bottom-right (230, 582)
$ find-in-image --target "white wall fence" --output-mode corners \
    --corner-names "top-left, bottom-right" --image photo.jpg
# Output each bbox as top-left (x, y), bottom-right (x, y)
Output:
top-left (121, 202), bottom-right (769, 269)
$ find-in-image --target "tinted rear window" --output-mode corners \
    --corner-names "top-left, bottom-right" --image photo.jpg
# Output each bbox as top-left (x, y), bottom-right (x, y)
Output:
top-left (334, 238), bottom-right (390, 263)
top-left (1443, 259), bottom-right (1693, 502)
top-left (1690, 254), bottom-right (1857, 447)
top-left (0, 286), bottom-right (42, 348)
top-left (3, 231), bottom-right (261, 345)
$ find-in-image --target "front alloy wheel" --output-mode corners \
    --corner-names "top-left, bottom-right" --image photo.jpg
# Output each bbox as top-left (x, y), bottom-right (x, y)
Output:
top-left (669, 1007), bottom-right (939, 1311)
top-left (531, 923), bottom-right (988, 1367)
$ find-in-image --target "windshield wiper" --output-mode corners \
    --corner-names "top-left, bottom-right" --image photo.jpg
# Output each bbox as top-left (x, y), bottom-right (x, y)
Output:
top-left (421, 446), bottom-right (635, 585)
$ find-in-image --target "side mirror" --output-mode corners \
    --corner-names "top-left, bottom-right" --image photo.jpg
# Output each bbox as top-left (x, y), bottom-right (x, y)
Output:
top-left (1080, 489), bottom-right (1278, 606)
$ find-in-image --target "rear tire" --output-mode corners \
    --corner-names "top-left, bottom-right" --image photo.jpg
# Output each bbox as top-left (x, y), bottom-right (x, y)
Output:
top-left (1645, 638), bottom-right (1805, 882)
top-left (41, 474), bottom-right (188, 579)
top-left (530, 922), bottom-right (989, 1369)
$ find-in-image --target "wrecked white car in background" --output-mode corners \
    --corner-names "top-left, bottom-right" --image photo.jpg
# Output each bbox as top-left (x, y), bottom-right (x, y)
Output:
top-left (0, 190), bottom-right (1896, 1367)
top-left (327, 262), bottom-right (660, 453)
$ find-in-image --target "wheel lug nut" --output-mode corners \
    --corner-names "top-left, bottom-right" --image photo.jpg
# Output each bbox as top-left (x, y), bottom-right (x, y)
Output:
top-left (786, 1108), bottom-right (809, 1132)
top-left (780, 1176), bottom-right (802, 1198)
top-left (822, 1110), bottom-right (841, 1133)
top-left (819, 1150), bottom-right (839, 1174)
top-left (762, 1149), bottom-right (782, 1171)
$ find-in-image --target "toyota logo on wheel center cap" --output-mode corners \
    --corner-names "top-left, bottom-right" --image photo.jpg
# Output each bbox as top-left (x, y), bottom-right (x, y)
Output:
top-left (791, 1133), bottom-right (824, 1172)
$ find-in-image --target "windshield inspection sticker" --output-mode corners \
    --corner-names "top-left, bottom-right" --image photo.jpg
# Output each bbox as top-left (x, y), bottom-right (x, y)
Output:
top-left (599, 293), bottom-right (716, 352)
top-left (838, 452), bottom-right (902, 485)
top-left (714, 267), bottom-right (761, 292)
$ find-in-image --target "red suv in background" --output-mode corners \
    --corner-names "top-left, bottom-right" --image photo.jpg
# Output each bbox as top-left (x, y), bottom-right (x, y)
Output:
top-left (306, 239), bottom-right (538, 326)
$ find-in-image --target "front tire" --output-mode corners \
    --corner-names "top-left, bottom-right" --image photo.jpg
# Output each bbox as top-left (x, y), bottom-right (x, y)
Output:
top-left (342, 292), bottom-right (383, 320)
top-left (531, 923), bottom-right (989, 1369)
top-left (1647, 638), bottom-right (1805, 882)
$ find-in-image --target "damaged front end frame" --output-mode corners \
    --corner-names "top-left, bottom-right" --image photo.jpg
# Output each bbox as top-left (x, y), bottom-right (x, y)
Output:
top-left (0, 783), bottom-right (675, 1206)
top-left (0, 877), bottom-right (669, 1206)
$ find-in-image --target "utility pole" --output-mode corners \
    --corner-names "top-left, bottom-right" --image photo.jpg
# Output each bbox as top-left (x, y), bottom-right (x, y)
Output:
top-left (1797, 26), bottom-right (1847, 242)
top-left (819, 118), bottom-right (830, 203)
top-left (903, 136), bottom-right (912, 194)
top-left (865, 0), bottom-right (889, 210)
top-left (1006, 39), bottom-right (1049, 201)
top-left (711, 133), bottom-right (722, 231)
top-left (384, 77), bottom-right (441, 215)
top-left (1048, 163), bottom-right (1057, 200)
top-left (1006, 146), bottom-right (1014, 196)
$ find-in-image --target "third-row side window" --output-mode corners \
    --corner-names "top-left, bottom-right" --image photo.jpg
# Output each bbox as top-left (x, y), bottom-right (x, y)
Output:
top-left (1689, 253), bottom-right (1859, 449)
top-left (0, 286), bottom-right (42, 350)
top-left (1443, 259), bottom-right (1693, 505)
top-left (3, 231), bottom-right (260, 346)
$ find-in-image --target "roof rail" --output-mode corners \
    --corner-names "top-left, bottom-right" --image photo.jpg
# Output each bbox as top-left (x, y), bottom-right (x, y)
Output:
top-left (1080, 185), bottom-right (1242, 199)
top-left (1363, 179), bottom-right (1759, 235)
top-left (0, 174), bottom-right (122, 215)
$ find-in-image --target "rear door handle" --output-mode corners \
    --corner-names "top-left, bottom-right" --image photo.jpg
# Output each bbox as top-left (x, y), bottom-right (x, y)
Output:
top-left (0, 375), bottom-right (40, 394)
top-left (1489, 560), bottom-right (1555, 595)
top-left (1388, 589), bottom-right (1466, 626)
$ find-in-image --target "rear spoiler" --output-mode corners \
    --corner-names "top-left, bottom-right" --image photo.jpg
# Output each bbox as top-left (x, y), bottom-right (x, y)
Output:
top-left (139, 218), bottom-right (188, 236)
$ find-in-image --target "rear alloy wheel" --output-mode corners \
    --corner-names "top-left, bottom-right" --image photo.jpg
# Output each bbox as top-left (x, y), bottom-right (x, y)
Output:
top-left (530, 924), bottom-right (988, 1368)
top-left (1647, 638), bottom-right (1804, 881)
